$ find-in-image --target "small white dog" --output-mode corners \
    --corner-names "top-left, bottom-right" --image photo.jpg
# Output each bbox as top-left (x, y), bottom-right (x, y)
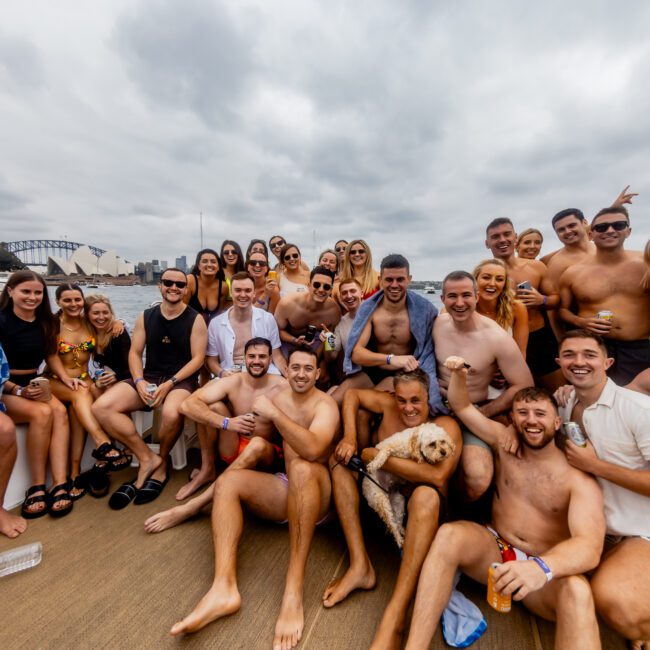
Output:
top-left (362, 422), bottom-right (455, 548)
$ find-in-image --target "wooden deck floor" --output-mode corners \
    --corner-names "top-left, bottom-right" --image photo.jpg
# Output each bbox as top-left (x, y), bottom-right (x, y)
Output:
top-left (0, 471), bottom-right (627, 649)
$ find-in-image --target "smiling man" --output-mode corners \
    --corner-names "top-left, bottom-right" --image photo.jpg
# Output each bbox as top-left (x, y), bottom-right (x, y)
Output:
top-left (434, 270), bottom-right (533, 501)
top-left (556, 329), bottom-right (650, 649)
top-left (403, 355), bottom-right (605, 650)
top-left (559, 206), bottom-right (650, 385)
top-left (323, 369), bottom-right (461, 650)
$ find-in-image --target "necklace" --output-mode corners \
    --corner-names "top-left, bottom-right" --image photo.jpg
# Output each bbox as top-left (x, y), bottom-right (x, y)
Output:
top-left (61, 319), bottom-right (82, 333)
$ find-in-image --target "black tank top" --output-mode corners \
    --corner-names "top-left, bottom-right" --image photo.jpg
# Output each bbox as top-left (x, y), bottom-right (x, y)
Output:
top-left (94, 329), bottom-right (131, 381)
top-left (143, 305), bottom-right (199, 377)
top-left (0, 308), bottom-right (47, 370)
top-left (188, 276), bottom-right (223, 325)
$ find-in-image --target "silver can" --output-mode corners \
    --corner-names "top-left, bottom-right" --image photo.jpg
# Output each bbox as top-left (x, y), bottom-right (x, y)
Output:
top-left (146, 382), bottom-right (158, 396)
top-left (563, 421), bottom-right (587, 447)
top-left (596, 310), bottom-right (614, 323)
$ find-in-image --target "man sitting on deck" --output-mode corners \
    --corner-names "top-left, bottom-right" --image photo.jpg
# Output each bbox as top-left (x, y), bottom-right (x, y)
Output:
top-left (403, 356), bottom-right (605, 650)
top-left (322, 369), bottom-right (461, 650)
top-left (170, 347), bottom-right (339, 650)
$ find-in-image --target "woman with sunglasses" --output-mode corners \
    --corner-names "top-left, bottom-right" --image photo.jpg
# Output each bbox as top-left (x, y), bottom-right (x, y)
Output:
top-left (246, 252), bottom-right (280, 314)
top-left (268, 235), bottom-right (287, 269)
top-left (319, 248), bottom-right (341, 303)
top-left (220, 240), bottom-right (245, 289)
top-left (334, 240), bottom-right (348, 267)
top-left (516, 228), bottom-right (544, 260)
top-left (278, 243), bottom-right (310, 296)
top-left (341, 239), bottom-right (380, 299)
top-left (185, 248), bottom-right (230, 325)
top-left (0, 271), bottom-right (71, 518)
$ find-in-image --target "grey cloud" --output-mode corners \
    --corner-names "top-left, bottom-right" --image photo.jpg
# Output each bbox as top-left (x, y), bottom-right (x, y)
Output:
top-left (0, 31), bottom-right (45, 90)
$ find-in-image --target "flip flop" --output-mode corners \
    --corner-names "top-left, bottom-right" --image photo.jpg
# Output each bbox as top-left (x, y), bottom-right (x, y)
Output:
top-left (108, 481), bottom-right (138, 510)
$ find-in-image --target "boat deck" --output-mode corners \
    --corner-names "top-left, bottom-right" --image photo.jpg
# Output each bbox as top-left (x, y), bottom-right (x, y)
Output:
top-left (0, 471), bottom-right (627, 649)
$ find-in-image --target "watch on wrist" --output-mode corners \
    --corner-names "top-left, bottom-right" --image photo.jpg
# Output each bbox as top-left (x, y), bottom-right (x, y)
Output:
top-left (170, 375), bottom-right (179, 386)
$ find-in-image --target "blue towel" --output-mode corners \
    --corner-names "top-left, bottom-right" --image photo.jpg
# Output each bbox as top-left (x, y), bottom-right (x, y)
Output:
top-left (441, 572), bottom-right (487, 648)
top-left (343, 289), bottom-right (447, 415)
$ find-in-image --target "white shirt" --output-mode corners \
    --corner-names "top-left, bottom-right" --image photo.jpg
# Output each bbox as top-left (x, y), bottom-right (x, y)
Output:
top-left (333, 313), bottom-right (355, 354)
top-left (560, 379), bottom-right (650, 537)
top-left (207, 307), bottom-right (282, 375)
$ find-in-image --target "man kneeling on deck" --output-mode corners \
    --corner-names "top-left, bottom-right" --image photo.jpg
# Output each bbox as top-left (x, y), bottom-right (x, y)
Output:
top-left (170, 347), bottom-right (339, 650)
top-left (144, 336), bottom-right (287, 534)
top-left (322, 369), bottom-right (462, 650)
top-left (403, 357), bottom-right (605, 650)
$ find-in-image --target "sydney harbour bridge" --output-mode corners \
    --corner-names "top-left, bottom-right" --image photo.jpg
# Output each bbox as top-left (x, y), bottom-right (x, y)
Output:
top-left (0, 239), bottom-right (106, 268)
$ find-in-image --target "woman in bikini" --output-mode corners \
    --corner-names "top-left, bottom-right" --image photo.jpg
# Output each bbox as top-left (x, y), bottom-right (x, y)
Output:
top-left (46, 283), bottom-right (129, 500)
top-left (0, 271), bottom-right (72, 518)
top-left (246, 252), bottom-right (280, 314)
top-left (340, 239), bottom-right (380, 299)
top-left (220, 240), bottom-right (245, 295)
top-left (184, 249), bottom-right (230, 326)
top-left (277, 243), bottom-right (310, 296)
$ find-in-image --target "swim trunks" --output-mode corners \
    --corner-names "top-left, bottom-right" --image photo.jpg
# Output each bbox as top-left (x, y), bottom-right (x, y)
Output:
top-left (220, 435), bottom-right (284, 465)
top-left (364, 365), bottom-right (395, 386)
top-left (605, 338), bottom-right (650, 386)
top-left (526, 324), bottom-right (559, 378)
top-left (486, 525), bottom-right (530, 562)
top-left (124, 372), bottom-right (198, 411)
top-left (274, 472), bottom-right (334, 526)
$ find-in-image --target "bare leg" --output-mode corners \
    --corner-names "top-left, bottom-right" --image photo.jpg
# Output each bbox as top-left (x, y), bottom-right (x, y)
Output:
top-left (458, 444), bottom-right (493, 502)
top-left (322, 457), bottom-right (376, 607)
top-left (274, 459), bottom-right (331, 650)
top-left (68, 409), bottom-right (86, 480)
top-left (0, 413), bottom-right (27, 538)
top-left (329, 372), bottom-right (373, 407)
top-left (175, 423), bottom-right (217, 500)
top-left (370, 486), bottom-right (441, 650)
top-left (591, 538), bottom-right (650, 647)
top-left (47, 396), bottom-right (70, 485)
top-left (170, 470), bottom-right (289, 635)
top-left (149, 389), bottom-right (188, 483)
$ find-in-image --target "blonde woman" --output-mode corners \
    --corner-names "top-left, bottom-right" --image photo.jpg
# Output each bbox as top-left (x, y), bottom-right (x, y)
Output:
top-left (341, 239), bottom-right (380, 299)
top-left (516, 227), bottom-right (544, 260)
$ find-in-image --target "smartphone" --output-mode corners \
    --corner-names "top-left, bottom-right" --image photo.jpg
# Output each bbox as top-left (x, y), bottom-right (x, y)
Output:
top-left (517, 281), bottom-right (532, 291)
top-left (303, 325), bottom-right (318, 344)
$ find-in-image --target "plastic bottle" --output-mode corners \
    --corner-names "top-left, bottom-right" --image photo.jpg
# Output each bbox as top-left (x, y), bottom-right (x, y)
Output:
top-left (0, 542), bottom-right (43, 577)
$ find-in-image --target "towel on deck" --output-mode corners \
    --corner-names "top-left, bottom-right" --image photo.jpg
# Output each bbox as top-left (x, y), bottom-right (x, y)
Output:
top-left (343, 289), bottom-right (446, 415)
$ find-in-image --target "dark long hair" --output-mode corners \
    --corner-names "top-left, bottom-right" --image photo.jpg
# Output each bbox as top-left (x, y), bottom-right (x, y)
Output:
top-left (246, 239), bottom-right (269, 259)
top-left (190, 248), bottom-right (225, 280)
top-left (0, 270), bottom-right (58, 354)
top-left (54, 282), bottom-right (85, 320)
top-left (220, 240), bottom-right (245, 273)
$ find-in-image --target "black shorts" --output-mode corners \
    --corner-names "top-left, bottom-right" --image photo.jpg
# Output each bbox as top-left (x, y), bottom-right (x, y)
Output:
top-left (526, 324), bottom-right (559, 378)
top-left (364, 366), bottom-right (395, 386)
top-left (124, 372), bottom-right (198, 410)
top-left (606, 339), bottom-right (650, 386)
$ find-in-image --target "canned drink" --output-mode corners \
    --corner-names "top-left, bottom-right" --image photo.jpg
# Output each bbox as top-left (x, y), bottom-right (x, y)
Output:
top-left (487, 563), bottom-right (511, 613)
top-left (231, 364), bottom-right (243, 373)
top-left (324, 332), bottom-right (336, 352)
top-left (563, 421), bottom-right (587, 447)
top-left (146, 383), bottom-right (158, 396)
top-left (596, 310), bottom-right (614, 323)
top-left (268, 270), bottom-right (278, 282)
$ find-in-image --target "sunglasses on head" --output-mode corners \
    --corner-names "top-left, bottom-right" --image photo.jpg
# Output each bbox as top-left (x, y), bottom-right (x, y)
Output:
top-left (312, 281), bottom-right (332, 291)
top-left (592, 220), bottom-right (629, 233)
top-left (270, 240), bottom-right (286, 249)
top-left (161, 279), bottom-right (187, 289)
top-left (350, 248), bottom-right (366, 255)
top-left (284, 253), bottom-right (300, 261)
top-left (248, 260), bottom-right (268, 267)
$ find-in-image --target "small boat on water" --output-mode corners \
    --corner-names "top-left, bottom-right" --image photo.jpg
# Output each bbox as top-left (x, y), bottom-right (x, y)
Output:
top-left (0, 271), bottom-right (9, 291)
top-left (424, 285), bottom-right (436, 294)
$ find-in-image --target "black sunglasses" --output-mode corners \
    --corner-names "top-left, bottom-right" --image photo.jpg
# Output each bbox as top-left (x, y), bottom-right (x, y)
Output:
top-left (312, 281), bottom-right (332, 291)
top-left (270, 240), bottom-right (286, 249)
top-left (161, 279), bottom-right (187, 289)
top-left (592, 220), bottom-right (629, 233)
top-left (284, 253), bottom-right (300, 261)
top-left (350, 248), bottom-right (366, 255)
top-left (223, 249), bottom-right (238, 255)
top-left (248, 260), bottom-right (268, 267)
top-left (335, 246), bottom-right (346, 252)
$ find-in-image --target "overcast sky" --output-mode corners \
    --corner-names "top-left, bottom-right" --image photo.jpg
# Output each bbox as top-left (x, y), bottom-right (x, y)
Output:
top-left (1, 0), bottom-right (648, 278)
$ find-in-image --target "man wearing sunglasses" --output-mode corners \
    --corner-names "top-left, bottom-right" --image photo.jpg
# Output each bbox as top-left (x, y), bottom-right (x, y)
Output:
top-left (559, 206), bottom-right (649, 385)
top-left (93, 268), bottom-right (208, 507)
top-left (274, 266), bottom-right (341, 358)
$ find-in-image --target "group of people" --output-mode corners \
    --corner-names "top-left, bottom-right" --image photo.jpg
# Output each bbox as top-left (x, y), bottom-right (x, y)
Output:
top-left (0, 188), bottom-right (648, 649)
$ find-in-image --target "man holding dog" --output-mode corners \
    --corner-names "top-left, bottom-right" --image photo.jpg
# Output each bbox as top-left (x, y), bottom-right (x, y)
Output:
top-left (322, 368), bottom-right (462, 650)
top-left (403, 356), bottom-right (605, 650)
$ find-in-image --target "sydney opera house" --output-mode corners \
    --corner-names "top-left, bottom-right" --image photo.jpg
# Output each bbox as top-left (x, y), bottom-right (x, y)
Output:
top-left (47, 245), bottom-right (134, 277)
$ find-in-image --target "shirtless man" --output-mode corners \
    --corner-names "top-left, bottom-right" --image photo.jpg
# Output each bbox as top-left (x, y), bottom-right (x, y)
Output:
top-left (144, 337), bottom-right (287, 534)
top-left (322, 369), bottom-right (462, 650)
top-left (345, 254), bottom-right (444, 413)
top-left (404, 357), bottom-right (605, 650)
top-left (274, 266), bottom-right (341, 356)
top-left (434, 270), bottom-right (533, 501)
top-left (556, 330), bottom-right (650, 649)
top-left (170, 347), bottom-right (339, 650)
top-left (559, 206), bottom-right (650, 385)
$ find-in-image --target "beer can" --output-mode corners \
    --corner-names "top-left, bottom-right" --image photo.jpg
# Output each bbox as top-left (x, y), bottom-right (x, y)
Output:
top-left (596, 310), bottom-right (613, 323)
top-left (146, 383), bottom-right (157, 396)
top-left (487, 563), bottom-right (511, 613)
top-left (324, 332), bottom-right (336, 351)
top-left (268, 270), bottom-right (278, 282)
top-left (563, 421), bottom-right (587, 447)
top-left (231, 364), bottom-right (243, 373)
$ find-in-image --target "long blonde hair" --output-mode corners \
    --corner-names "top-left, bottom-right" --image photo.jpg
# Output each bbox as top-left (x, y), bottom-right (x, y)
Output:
top-left (85, 294), bottom-right (115, 352)
top-left (341, 239), bottom-right (378, 296)
top-left (472, 258), bottom-right (515, 331)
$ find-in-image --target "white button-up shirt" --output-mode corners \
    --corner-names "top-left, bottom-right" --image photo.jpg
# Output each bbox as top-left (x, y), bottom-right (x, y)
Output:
top-left (560, 379), bottom-right (650, 537)
top-left (207, 307), bottom-right (282, 375)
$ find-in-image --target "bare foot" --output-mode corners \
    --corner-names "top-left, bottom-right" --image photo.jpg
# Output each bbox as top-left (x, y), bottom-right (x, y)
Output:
top-left (322, 561), bottom-right (376, 607)
top-left (631, 641), bottom-right (650, 650)
top-left (0, 509), bottom-right (27, 538)
top-left (170, 582), bottom-right (241, 636)
top-left (144, 503), bottom-right (198, 533)
top-left (175, 467), bottom-right (216, 501)
top-left (273, 593), bottom-right (304, 650)
top-left (135, 454), bottom-right (162, 488)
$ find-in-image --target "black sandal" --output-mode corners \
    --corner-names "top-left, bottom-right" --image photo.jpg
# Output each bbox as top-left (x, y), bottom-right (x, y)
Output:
top-left (88, 466), bottom-right (111, 498)
top-left (48, 482), bottom-right (74, 518)
top-left (21, 484), bottom-right (49, 519)
top-left (68, 475), bottom-right (87, 501)
top-left (92, 442), bottom-right (131, 472)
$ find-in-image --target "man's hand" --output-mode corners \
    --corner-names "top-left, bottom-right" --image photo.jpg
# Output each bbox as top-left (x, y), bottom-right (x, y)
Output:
top-left (498, 427), bottom-right (521, 457)
top-left (136, 380), bottom-right (153, 405)
top-left (564, 438), bottom-right (599, 473)
top-left (228, 414), bottom-right (256, 435)
top-left (391, 355), bottom-right (419, 371)
top-left (149, 380), bottom-right (173, 408)
top-left (96, 370), bottom-right (117, 388)
top-left (334, 438), bottom-right (357, 464)
top-left (580, 316), bottom-right (613, 336)
top-left (252, 394), bottom-right (278, 421)
top-left (553, 384), bottom-right (575, 408)
top-left (493, 560), bottom-right (549, 600)
top-left (516, 286), bottom-right (544, 307)
top-left (444, 356), bottom-right (470, 374)
top-left (612, 184), bottom-right (638, 207)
